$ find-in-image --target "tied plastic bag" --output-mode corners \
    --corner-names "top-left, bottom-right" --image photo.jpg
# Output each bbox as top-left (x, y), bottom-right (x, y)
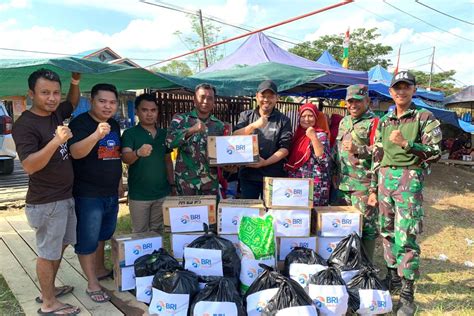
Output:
top-left (134, 248), bottom-right (180, 277)
top-left (183, 226), bottom-right (240, 282)
top-left (152, 268), bottom-right (200, 296)
top-left (261, 277), bottom-right (314, 316)
top-left (134, 248), bottom-right (180, 303)
top-left (327, 233), bottom-right (373, 283)
top-left (239, 215), bottom-right (277, 293)
top-left (189, 277), bottom-right (245, 316)
top-left (346, 268), bottom-right (392, 315)
top-left (245, 264), bottom-right (286, 316)
top-left (308, 267), bottom-right (348, 316)
top-left (284, 247), bottom-right (327, 288)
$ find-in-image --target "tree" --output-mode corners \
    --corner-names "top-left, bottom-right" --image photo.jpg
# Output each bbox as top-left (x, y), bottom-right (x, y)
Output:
top-left (175, 14), bottom-right (223, 72)
top-left (154, 60), bottom-right (193, 77)
top-left (289, 28), bottom-right (393, 71)
top-left (409, 69), bottom-right (460, 95)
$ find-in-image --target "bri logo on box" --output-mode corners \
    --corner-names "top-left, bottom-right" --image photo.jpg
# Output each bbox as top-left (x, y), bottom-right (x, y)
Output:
top-left (284, 188), bottom-right (303, 198)
top-left (290, 241), bottom-right (309, 249)
top-left (191, 257), bottom-right (213, 269)
top-left (181, 214), bottom-right (201, 224)
top-left (314, 296), bottom-right (339, 308)
top-left (156, 300), bottom-right (177, 312)
top-left (132, 242), bottom-right (154, 255)
top-left (247, 266), bottom-right (264, 279)
top-left (281, 218), bottom-right (304, 228)
top-left (297, 273), bottom-right (309, 285)
top-left (231, 215), bottom-right (239, 226)
top-left (326, 242), bottom-right (338, 253)
top-left (226, 144), bottom-right (246, 155)
top-left (144, 285), bottom-right (152, 296)
top-left (332, 218), bottom-right (353, 228)
top-left (369, 300), bottom-right (387, 311)
top-left (256, 300), bottom-right (268, 312)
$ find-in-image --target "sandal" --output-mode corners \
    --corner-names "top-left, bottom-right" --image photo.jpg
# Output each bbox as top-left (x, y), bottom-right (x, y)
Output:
top-left (37, 303), bottom-right (80, 315)
top-left (35, 285), bottom-right (74, 303)
top-left (86, 289), bottom-right (111, 303)
top-left (97, 270), bottom-right (113, 281)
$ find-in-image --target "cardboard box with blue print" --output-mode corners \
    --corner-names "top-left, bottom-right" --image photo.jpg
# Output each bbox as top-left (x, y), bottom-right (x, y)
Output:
top-left (113, 265), bottom-right (135, 292)
top-left (263, 177), bottom-right (314, 209)
top-left (171, 233), bottom-right (202, 261)
top-left (217, 199), bottom-right (265, 234)
top-left (207, 135), bottom-right (259, 166)
top-left (316, 206), bottom-right (362, 237)
top-left (111, 232), bottom-right (163, 268)
top-left (162, 195), bottom-right (216, 233)
top-left (268, 208), bottom-right (312, 237)
top-left (277, 236), bottom-right (318, 261)
top-left (317, 236), bottom-right (345, 260)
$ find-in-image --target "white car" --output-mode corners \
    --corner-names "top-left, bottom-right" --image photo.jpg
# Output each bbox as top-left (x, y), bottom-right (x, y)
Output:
top-left (0, 101), bottom-right (15, 174)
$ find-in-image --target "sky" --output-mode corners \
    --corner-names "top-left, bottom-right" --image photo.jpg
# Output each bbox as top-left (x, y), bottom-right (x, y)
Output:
top-left (0, 0), bottom-right (473, 89)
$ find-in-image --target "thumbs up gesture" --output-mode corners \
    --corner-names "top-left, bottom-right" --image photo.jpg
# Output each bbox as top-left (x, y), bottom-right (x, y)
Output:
top-left (389, 130), bottom-right (408, 148)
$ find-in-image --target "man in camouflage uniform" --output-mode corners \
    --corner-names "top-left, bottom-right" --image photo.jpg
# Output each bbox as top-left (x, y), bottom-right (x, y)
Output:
top-left (368, 71), bottom-right (442, 316)
top-left (166, 83), bottom-right (229, 196)
top-left (333, 84), bottom-right (379, 260)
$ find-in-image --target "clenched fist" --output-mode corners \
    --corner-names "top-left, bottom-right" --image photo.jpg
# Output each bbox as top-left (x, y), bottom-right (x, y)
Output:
top-left (389, 130), bottom-right (408, 147)
top-left (342, 140), bottom-right (356, 153)
top-left (53, 125), bottom-right (73, 145)
top-left (367, 192), bottom-right (378, 207)
top-left (305, 127), bottom-right (317, 140)
top-left (190, 120), bottom-right (206, 134)
top-left (252, 115), bottom-right (269, 130)
top-left (95, 122), bottom-right (111, 140)
top-left (137, 144), bottom-right (153, 157)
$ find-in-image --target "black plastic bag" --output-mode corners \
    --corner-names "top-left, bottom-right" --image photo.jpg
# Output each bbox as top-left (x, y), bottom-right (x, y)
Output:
top-left (189, 277), bottom-right (245, 316)
top-left (184, 228), bottom-right (240, 281)
top-left (134, 248), bottom-right (181, 277)
top-left (261, 277), bottom-right (314, 315)
top-left (327, 232), bottom-right (373, 271)
top-left (152, 268), bottom-right (200, 297)
top-left (244, 264), bottom-right (285, 299)
top-left (308, 266), bottom-right (345, 286)
top-left (347, 267), bottom-right (391, 314)
top-left (283, 247), bottom-right (327, 277)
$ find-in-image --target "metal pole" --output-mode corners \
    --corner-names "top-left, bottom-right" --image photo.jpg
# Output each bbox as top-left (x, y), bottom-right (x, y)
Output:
top-left (428, 46), bottom-right (435, 91)
top-left (198, 10), bottom-right (209, 69)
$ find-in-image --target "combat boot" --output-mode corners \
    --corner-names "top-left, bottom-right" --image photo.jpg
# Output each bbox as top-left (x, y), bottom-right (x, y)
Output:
top-left (383, 267), bottom-right (402, 294)
top-left (397, 278), bottom-right (417, 316)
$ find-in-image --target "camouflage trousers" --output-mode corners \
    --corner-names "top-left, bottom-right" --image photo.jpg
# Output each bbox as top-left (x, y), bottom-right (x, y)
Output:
top-left (339, 190), bottom-right (379, 241)
top-left (176, 176), bottom-right (218, 196)
top-left (378, 167), bottom-right (424, 281)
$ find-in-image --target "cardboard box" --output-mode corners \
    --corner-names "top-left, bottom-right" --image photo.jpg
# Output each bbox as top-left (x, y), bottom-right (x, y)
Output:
top-left (208, 135), bottom-right (259, 166)
top-left (113, 265), bottom-right (135, 291)
top-left (218, 199), bottom-right (266, 234)
top-left (171, 233), bottom-right (203, 261)
top-left (162, 196), bottom-right (216, 233)
top-left (317, 236), bottom-right (344, 260)
top-left (111, 232), bottom-right (163, 268)
top-left (269, 209), bottom-right (311, 237)
top-left (278, 236), bottom-right (317, 261)
top-left (263, 177), bottom-right (314, 208)
top-left (316, 206), bottom-right (362, 237)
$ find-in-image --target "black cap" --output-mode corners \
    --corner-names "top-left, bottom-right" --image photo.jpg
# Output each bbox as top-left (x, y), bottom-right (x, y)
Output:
top-left (257, 80), bottom-right (278, 94)
top-left (390, 71), bottom-right (416, 88)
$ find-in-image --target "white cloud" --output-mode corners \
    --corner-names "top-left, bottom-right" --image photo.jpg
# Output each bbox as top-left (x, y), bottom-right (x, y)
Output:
top-left (0, 0), bottom-right (30, 11)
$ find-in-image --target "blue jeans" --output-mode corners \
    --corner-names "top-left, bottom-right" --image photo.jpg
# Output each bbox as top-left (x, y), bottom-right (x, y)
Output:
top-left (239, 179), bottom-right (263, 199)
top-left (74, 196), bottom-right (118, 255)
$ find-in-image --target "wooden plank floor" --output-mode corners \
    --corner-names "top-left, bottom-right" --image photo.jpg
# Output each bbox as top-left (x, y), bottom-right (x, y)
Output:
top-left (0, 214), bottom-right (150, 316)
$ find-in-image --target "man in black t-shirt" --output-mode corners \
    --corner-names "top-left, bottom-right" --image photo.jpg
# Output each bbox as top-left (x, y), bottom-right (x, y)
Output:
top-left (12, 69), bottom-right (81, 315)
top-left (69, 83), bottom-right (123, 303)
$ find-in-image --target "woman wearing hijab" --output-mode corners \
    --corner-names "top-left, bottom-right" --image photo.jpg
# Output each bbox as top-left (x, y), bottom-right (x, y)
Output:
top-left (285, 103), bottom-right (331, 206)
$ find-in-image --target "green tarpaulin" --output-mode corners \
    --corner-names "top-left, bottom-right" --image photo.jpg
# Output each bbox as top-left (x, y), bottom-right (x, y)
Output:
top-left (159, 62), bottom-right (325, 97)
top-left (0, 57), bottom-right (179, 97)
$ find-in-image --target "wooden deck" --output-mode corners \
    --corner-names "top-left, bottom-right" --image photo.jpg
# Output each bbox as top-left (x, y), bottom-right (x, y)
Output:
top-left (0, 214), bottom-right (149, 316)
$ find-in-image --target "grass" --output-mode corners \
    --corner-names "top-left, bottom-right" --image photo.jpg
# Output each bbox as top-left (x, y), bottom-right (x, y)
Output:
top-left (0, 274), bottom-right (24, 316)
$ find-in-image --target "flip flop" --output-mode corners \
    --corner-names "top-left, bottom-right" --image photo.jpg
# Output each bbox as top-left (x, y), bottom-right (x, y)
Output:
top-left (86, 289), bottom-right (111, 303)
top-left (97, 270), bottom-right (113, 281)
top-left (35, 285), bottom-right (74, 303)
top-left (37, 303), bottom-right (80, 315)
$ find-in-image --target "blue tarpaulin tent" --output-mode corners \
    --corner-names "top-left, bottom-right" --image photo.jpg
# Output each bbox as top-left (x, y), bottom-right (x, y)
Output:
top-left (200, 32), bottom-right (368, 89)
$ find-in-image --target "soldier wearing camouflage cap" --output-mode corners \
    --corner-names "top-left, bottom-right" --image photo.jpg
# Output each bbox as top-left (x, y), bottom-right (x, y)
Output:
top-left (333, 84), bottom-right (379, 260)
top-left (166, 83), bottom-right (230, 196)
top-left (368, 71), bottom-right (442, 316)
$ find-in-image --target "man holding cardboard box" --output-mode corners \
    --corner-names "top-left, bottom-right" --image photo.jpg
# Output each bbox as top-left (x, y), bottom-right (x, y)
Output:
top-left (369, 71), bottom-right (442, 316)
top-left (233, 80), bottom-right (292, 198)
top-left (166, 83), bottom-right (230, 196)
top-left (333, 84), bottom-right (379, 260)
